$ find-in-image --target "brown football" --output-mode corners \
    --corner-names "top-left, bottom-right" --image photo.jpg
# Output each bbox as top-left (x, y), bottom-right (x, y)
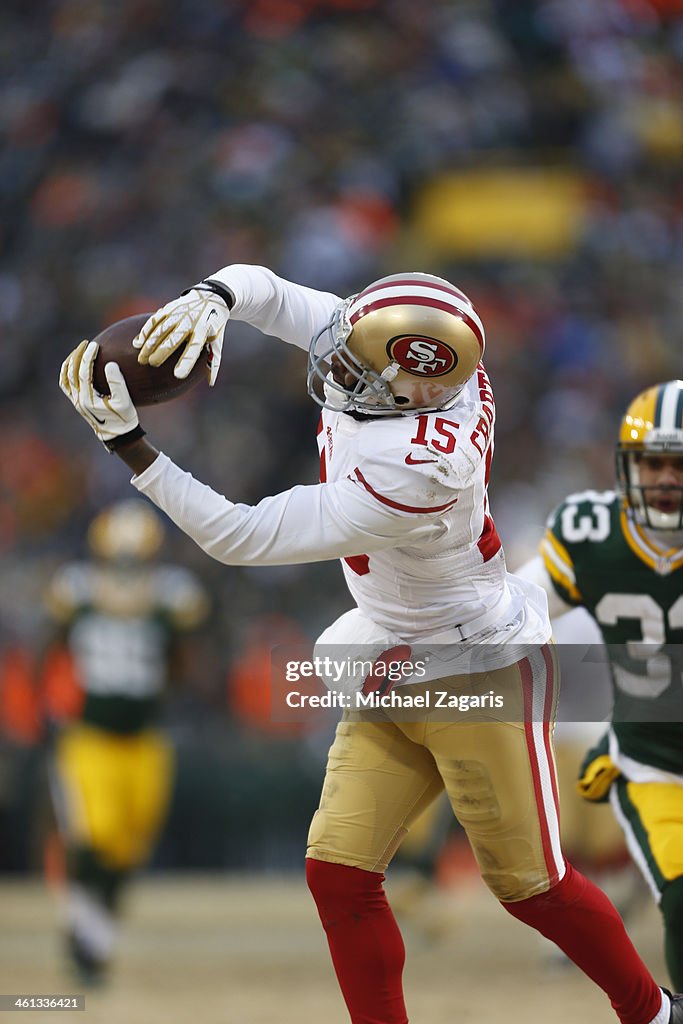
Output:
top-left (91, 313), bottom-right (208, 406)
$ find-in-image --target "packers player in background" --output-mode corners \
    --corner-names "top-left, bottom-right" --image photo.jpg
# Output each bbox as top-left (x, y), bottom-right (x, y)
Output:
top-left (518, 380), bottom-right (683, 991)
top-left (60, 265), bottom-right (683, 1023)
top-left (45, 499), bottom-right (209, 984)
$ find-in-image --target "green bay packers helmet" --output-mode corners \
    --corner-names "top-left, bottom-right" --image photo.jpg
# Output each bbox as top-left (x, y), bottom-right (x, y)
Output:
top-left (616, 380), bottom-right (683, 530)
top-left (307, 272), bottom-right (485, 415)
top-left (88, 499), bottom-right (165, 561)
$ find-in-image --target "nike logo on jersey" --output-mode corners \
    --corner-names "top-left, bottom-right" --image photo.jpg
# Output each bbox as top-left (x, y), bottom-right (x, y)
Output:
top-left (405, 453), bottom-right (438, 465)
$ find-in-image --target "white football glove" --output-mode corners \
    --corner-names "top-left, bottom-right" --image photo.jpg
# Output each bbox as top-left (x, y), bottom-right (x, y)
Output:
top-left (132, 281), bottom-right (232, 387)
top-left (59, 340), bottom-right (143, 451)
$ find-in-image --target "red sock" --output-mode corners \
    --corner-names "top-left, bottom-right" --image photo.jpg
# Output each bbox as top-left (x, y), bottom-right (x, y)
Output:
top-left (501, 862), bottom-right (662, 1024)
top-left (306, 858), bottom-right (408, 1024)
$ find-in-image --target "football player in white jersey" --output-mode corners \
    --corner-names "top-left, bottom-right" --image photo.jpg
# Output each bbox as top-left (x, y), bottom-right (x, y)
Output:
top-left (59, 266), bottom-right (683, 1024)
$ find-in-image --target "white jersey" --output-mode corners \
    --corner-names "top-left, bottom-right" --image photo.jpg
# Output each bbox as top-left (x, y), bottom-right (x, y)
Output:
top-left (132, 265), bottom-right (550, 675)
top-left (317, 369), bottom-right (508, 639)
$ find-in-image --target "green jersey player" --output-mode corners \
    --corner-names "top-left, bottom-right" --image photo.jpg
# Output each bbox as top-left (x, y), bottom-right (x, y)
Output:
top-left (521, 379), bottom-right (683, 990)
top-left (46, 499), bottom-right (208, 984)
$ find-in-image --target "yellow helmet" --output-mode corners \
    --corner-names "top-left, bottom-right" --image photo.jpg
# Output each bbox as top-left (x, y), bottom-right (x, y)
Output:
top-left (88, 499), bottom-right (165, 561)
top-left (307, 272), bottom-right (484, 415)
top-left (616, 380), bottom-right (683, 530)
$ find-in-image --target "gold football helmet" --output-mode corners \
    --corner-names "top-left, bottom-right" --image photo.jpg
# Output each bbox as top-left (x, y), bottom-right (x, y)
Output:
top-left (307, 272), bottom-right (485, 415)
top-left (88, 499), bottom-right (165, 561)
top-left (616, 380), bottom-right (683, 530)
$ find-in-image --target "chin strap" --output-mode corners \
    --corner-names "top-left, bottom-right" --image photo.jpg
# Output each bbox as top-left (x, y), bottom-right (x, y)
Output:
top-left (379, 361), bottom-right (400, 383)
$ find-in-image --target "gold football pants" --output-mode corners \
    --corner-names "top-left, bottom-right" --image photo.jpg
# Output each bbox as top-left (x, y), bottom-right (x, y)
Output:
top-left (53, 723), bottom-right (174, 870)
top-left (307, 646), bottom-right (564, 902)
top-left (611, 777), bottom-right (683, 900)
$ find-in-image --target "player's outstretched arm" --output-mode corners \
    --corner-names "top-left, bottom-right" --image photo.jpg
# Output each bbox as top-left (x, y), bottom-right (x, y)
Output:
top-left (129, 453), bottom-right (444, 568)
top-left (134, 265), bottom-right (341, 385)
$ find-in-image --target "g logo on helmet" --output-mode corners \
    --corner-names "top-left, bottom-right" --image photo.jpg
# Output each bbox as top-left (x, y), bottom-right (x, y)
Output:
top-left (387, 336), bottom-right (458, 377)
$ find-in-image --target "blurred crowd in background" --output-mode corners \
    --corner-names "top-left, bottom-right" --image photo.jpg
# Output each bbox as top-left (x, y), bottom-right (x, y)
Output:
top-left (2, 0), bottom-right (683, 871)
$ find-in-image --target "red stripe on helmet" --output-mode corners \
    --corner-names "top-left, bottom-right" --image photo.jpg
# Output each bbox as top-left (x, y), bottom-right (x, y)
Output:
top-left (348, 295), bottom-right (484, 353)
top-left (356, 277), bottom-right (472, 305)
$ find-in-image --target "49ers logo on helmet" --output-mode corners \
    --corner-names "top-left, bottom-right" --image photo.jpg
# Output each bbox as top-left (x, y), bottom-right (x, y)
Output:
top-left (387, 336), bottom-right (458, 377)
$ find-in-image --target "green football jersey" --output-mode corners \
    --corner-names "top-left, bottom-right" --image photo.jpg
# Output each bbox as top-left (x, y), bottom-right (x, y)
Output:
top-left (542, 489), bottom-right (683, 776)
top-left (46, 561), bottom-right (207, 734)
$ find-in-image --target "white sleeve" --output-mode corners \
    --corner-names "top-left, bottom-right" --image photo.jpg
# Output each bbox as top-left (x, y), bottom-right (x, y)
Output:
top-left (515, 555), bottom-right (606, 671)
top-left (549, 606), bottom-right (605, 646)
top-left (209, 264), bottom-right (342, 351)
top-left (132, 453), bottom-right (439, 566)
top-left (514, 555), bottom-right (574, 619)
